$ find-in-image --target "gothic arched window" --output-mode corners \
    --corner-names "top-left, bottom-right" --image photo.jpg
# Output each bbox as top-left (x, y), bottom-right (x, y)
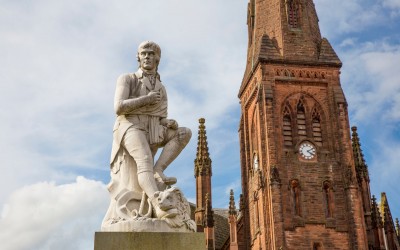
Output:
top-left (312, 108), bottom-right (322, 146)
top-left (251, 116), bottom-right (258, 152)
top-left (290, 179), bottom-right (301, 216)
top-left (283, 106), bottom-right (293, 146)
top-left (323, 181), bottom-right (334, 218)
top-left (250, 115), bottom-right (258, 176)
top-left (287, 0), bottom-right (300, 28)
top-left (253, 192), bottom-right (260, 233)
top-left (253, 153), bottom-right (259, 171)
top-left (313, 243), bottom-right (322, 250)
top-left (296, 100), bottom-right (307, 140)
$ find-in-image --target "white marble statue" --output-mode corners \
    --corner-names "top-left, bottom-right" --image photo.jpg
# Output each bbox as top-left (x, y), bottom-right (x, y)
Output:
top-left (101, 41), bottom-right (195, 232)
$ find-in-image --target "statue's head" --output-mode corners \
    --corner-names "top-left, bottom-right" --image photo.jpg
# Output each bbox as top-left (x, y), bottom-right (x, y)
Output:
top-left (136, 41), bottom-right (161, 72)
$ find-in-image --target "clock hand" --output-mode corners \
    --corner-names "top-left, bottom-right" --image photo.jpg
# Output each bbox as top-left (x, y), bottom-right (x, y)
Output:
top-left (307, 149), bottom-right (315, 155)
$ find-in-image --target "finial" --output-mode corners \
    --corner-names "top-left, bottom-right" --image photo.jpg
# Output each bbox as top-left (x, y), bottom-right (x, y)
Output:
top-left (351, 125), bottom-right (369, 182)
top-left (270, 165), bottom-right (281, 184)
top-left (371, 195), bottom-right (383, 228)
top-left (239, 194), bottom-right (245, 212)
top-left (194, 117), bottom-right (212, 177)
top-left (229, 189), bottom-right (237, 216)
top-left (396, 218), bottom-right (400, 237)
top-left (371, 195), bottom-right (378, 228)
top-left (204, 193), bottom-right (214, 228)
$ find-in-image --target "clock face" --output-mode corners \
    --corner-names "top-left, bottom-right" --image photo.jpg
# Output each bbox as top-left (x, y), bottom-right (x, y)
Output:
top-left (299, 142), bottom-right (316, 160)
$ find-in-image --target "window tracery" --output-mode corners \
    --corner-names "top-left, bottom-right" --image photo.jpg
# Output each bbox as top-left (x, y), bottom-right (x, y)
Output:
top-left (251, 121), bottom-right (258, 152)
top-left (283, 106), bottom-right (293, 146)
top-left (323, 181), bottom-right (334, 218)
top-left (287, 0), bottom-right (300, 28)
top-left (296, 100), bottom-right (307, 140)
top-left (312, 108), bottom-right (322, 146)
top-left (290, 179), bottom-right (301, 216)
top-left (253, 192), bottom-right (260, 234)
top-left (313, 242), bottom-right (322, 250)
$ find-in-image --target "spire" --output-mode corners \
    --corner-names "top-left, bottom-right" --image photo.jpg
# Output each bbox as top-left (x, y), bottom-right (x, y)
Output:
top-left (351, 126), bottom-right (366, 167)
top-left (229, 189), bottom-right (237, 216)
top-left (240, 0), bottom-right (341, 97)
top-left (380, 193), bottom-right (398, 248)
top-left (204, 193), bottom-right (215, 250)
top-left (371, 195), bottom-right (383, 229)
top-left (351, 126), bottom-right (370, 183)
top-left (228, 189), bottom-right (239, 250)
top-left (381, 192), bottom-right (387, 227)
top-left (204, 193), bottom-right (214, 228)
top-left (195, 118), bottom-right (212, 177)
top-left (381, 192), bottom-right (395, 232)
top-left (194, 118), bottom-right (213, 232)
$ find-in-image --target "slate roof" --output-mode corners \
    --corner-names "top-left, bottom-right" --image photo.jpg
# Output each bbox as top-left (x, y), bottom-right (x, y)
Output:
top-left (189, 204), bottom-right (230, 250)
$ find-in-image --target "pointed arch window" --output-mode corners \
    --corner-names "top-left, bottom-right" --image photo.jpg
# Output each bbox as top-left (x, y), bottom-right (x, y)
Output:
top-left (313, 243), bottom-right (322, 250)
top-left (250, 115), bottom-right (258, 176)
top-left (251, 116), bottom-right (258, 152)
top-left (283, 106), bottom-right (293, 146)
top-left (312, 108), bottom-right (322, 146)
top-left (290, 179), bottom-right (301, 216)
top-left (253, 192), bottom-right (260, 232)
top-left (253, 153), bottom-right (259, 171)
top-left (287, 0), bottom-right (300, 28)
top-left (296, 100), bottom-right (307, 140)
top-left (323, 181), bottom-right (334, 218)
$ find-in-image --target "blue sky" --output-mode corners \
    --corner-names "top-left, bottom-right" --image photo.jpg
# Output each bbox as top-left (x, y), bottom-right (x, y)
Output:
top-left (0, 0), bottom-right (399, 249)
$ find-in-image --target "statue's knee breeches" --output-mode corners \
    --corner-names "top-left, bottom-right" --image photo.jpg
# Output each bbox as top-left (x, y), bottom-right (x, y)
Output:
top-left (122, 127), bottom-right (153, 174)
top-left (176, 127), bottom-right (192, 146)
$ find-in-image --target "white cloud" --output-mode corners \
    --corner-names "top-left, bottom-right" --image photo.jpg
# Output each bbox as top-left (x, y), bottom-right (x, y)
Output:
top-left (1, 0), bottom-right (400, 248)
top-left (0, 177), bottom-right (108, 250)
top-left (383, 0), bottom-right (400, 9)
top-left (0, 2), bottom-right (248, 248)
top-left (0, 0), bottom-right (247, 205)
top-left (339, 38), bottom-right (358, 48)
top-left (315, 0), bottom-right (384, 37)
top-left (339, 42), bottom-right (400, 123)
top-left (337, 39), bottom-right (400, 220)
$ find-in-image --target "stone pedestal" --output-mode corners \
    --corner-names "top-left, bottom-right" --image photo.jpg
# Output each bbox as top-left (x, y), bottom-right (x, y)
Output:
top-left (94, 232), bottom-right (205, 250)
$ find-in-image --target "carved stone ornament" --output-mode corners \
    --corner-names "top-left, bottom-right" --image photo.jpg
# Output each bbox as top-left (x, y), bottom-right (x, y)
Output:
top-left (344, 165), bottom-right (356, 187)
top-left (102, 187), bottom-right (196, 232)
top-left (101, 41), bottom-right (195, 232)
top-left (270, 165), bottom-right (281, 184)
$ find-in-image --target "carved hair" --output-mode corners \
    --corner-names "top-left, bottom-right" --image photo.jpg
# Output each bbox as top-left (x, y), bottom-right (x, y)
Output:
top-left (136, 40), bottom-right (161, 64)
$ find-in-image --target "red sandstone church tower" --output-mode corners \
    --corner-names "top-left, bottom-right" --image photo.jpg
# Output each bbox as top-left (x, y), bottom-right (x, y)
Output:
top-left (237, 0), bottom-right (369, 249)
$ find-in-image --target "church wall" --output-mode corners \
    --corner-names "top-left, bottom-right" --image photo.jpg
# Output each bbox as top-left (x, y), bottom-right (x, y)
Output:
top-left (285, 225), bottom-right (349, 249)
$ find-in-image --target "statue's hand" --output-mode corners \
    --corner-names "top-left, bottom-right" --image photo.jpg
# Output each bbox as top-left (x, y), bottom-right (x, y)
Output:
top-left (147, 91), bottom-right (161, 104)
top-left (160, 118), bottom-right (178, 129)
top-left (166, 119), bottom-right (178, 130)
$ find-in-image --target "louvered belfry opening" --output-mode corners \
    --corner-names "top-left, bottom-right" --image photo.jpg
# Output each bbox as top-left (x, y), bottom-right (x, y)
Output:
top-left (296, 100), bottom-right (306, 140)
top-left (312, 108), bottom-right (322, 146)
top-left (287, 0), bottom-right (299, 28)
top-left (283, 106), bottom-right (293, 146)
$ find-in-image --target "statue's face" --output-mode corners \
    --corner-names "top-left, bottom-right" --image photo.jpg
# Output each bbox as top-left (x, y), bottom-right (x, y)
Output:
top-left (138, 47), bottom-right (157, 71)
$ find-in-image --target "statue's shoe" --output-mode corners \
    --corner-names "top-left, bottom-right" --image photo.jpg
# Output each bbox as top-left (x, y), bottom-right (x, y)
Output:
top-left (154, 169), bottom-right (177, 185)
